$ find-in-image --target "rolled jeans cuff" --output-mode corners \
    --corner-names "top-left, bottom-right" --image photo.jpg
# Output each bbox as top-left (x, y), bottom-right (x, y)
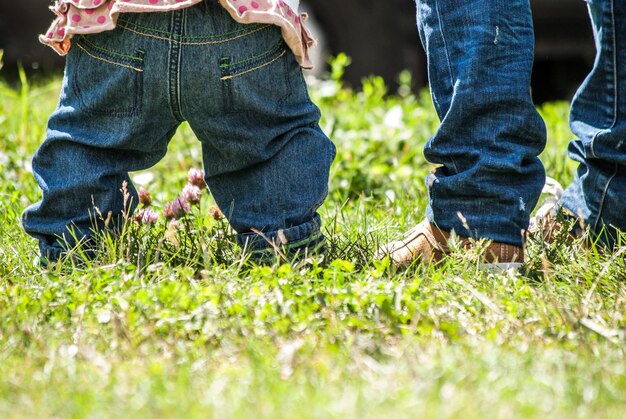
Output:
top-left (237, 214), bottom-right (325, 256)
top-left (38, 242), bottom-right (65, 265)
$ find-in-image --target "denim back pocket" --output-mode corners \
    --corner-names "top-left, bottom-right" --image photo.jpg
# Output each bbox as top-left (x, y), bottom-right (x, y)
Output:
top-left (70, 35), bottom-right (145, 117)
top-left (219, 27), bottom-right (292, 115)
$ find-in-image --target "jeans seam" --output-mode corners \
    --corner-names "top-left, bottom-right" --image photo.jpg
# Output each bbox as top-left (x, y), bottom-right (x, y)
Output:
top-left (168, 11), bottom-right (185, 122)
top-left (75, 43), bottom-right (144, 73)
top-left (117, 21), bottom-right (271, 45)
top-left (77, 36), bottom-right (145, 65)
top-left (592, 163), bottom-right (618, 232)
top-left (608, 0), bottom-right (617, 130)
top-left (589, 0), bottom-right (617, 159)
top-left (434, 0), bottom-right (455, 94)
top-left (221, 50), bottom-right (287, 80)
top-left (177, 10), bottom-right (186, 121)
top-left (588, 131), bottom-right (600, 159)
top-left (221, 39), bottom-right (285, 68)
top-left (117, 17), bottom-right (266, 40)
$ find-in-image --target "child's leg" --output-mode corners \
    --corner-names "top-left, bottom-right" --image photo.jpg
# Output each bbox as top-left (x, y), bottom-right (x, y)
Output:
top-left (22, 18), bottom-right (181, 263)
top-left (182, 5), bottom-right (335, 257)
top-left (201, 121), bottom-right (334, 257)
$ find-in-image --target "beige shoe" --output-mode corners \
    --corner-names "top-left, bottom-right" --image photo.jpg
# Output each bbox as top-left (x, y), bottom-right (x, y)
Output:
top-left (377, 219), bottom-right (524, 268)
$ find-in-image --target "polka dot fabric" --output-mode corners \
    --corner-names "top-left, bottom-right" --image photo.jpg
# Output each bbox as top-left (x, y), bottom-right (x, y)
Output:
top-left (40, 0), bottom-right (315, 68)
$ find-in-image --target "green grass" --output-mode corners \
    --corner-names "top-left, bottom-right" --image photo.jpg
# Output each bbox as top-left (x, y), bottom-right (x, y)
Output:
top-left (1, 61), bottom-right (625, 418)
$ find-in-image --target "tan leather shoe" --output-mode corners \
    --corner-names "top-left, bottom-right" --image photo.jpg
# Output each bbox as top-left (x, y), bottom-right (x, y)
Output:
top-left (376, 219), bottom-right (524, 268)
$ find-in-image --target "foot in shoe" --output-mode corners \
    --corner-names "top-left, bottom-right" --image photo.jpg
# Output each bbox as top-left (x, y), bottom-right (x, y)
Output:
top-left (376, 219), bottom-right (524, 266)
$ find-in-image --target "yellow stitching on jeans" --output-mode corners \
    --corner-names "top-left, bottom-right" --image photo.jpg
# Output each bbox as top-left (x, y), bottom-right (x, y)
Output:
top-left (76, 43), bottom-right (144, 72)
top-left (79, 36), bottom-right (143, 62)
top-left (117, 23), bottom-right (270, 45)
top-left (118, 18), bottom-right (265, 40)
top-left (226, 40), bottom-right (284, 67)
top-left (220, 49), bottom-right (286, 80)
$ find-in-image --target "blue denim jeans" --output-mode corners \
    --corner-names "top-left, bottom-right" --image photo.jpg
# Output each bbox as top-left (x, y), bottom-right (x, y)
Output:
top-left (562, 0), bottom-right (626, 245)
top-left (22, 1), bottom-right (335, 262)
top-left (416, 0), bottom-right (626, 247)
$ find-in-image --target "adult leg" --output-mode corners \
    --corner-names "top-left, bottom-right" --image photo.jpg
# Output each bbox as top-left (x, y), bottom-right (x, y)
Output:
top-left (380, 0), bottom-right (546, 265)
top-left (417, 0), bottom-right (546, 246)
top-left (561, 0), bottom-right (626, 246)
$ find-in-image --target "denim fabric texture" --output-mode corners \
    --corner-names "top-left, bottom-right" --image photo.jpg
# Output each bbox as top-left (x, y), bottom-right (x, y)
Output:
top-left (561, 0), bottom-right (626, 245)
top-left (22, 0), bottom-right (335, 262)
top-left (416, 0), bottom-right (546, 247)
top-left (416, 0), bottom-right (625, 247)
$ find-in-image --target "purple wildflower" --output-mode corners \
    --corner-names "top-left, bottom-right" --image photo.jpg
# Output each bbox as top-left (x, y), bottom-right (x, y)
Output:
top-left (187, 168), bottom-right (206, 189)
top-left (162, 203), bottom-right (174, 220)
top-left (133, 208), bottom-right (159, 225)
top-left (172, 197), bottom-right (190, 217)
top-left (163, 197), bottom-right (190, 220)
top-left (182, 184), bottom-right (203, 205)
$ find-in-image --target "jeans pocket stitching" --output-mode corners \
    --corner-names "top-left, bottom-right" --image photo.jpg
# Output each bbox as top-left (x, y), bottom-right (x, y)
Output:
top-left (72, 38), bottom-right (145, 117)
top-left (221, 49), bottom-right (287, 80)
top-left (220, 40), bottom-right (287, 80)
top-left (117, 18), bottom-right (271, 45)
top-left (76, 36), bottom-right (145, 72)
top-left (75, 43), bottom-right (145, 73)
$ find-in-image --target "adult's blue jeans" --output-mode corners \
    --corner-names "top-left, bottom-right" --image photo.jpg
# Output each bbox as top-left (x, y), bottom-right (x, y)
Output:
top-left (22, 1), bottom-right (335, 262)
top-left (416, 0), bottom-right (626, 247)
top-left (562, 0), bottom-right (626, 245)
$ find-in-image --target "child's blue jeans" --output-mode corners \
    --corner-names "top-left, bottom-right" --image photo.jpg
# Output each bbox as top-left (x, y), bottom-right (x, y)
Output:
top-left (22, 1), bottom-right (335, 262)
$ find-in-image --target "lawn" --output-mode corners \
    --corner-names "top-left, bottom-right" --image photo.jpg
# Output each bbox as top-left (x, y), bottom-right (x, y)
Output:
top-left (1, 58), bottom-right (625, 418)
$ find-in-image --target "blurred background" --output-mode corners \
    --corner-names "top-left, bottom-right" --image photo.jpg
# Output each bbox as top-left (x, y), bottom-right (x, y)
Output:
top-left (0, 0), bottom-right (594, 103)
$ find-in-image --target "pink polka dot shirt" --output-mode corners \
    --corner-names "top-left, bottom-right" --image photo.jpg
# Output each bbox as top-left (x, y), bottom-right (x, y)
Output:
top-left (41, 0), bottom-right (315, 68)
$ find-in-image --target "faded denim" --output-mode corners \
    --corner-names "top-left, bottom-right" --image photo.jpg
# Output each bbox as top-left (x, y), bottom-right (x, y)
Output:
top-left (416, 0), bottom-right (626, 246)
top-left (416, 0), bottom-right (546, 247)
top-left (22, 0), bottom-right (335, 262)
top-left (561, 0), bottom-right (626, 245)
